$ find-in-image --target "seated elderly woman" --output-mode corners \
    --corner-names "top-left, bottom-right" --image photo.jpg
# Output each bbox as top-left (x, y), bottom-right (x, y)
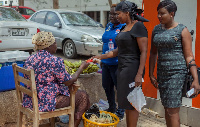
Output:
top-left (22, 31), bottom-right (90, 127)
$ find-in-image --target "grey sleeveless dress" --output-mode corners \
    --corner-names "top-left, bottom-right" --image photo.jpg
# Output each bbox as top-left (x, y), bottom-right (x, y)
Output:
top-left (153, 24), bottom-right (187, 108)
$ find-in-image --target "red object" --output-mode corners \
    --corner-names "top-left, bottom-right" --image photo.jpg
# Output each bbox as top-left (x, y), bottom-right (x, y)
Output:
top-left (86, 59), bottom-right (93, 63)
top-left (37, 28), bottom-right (40, 33)
top-left (0, 40), bottom-right (2, 43)
top-left (5, 6), bottom-right (36, 19)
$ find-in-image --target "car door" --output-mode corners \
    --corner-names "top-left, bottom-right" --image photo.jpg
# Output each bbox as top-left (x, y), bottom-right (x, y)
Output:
top-left (29, 11), bottom-right (48, 32)
top-left (43, 12), bottom-right (63, 49)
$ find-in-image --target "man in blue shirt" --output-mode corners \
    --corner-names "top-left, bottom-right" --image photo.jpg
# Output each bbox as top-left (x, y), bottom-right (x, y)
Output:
top-left (101, 4), bottom-right (125, 120)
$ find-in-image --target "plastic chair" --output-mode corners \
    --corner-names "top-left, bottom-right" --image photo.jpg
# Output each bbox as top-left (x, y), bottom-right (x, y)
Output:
top-left (12, 63), bottom-right (80, 127)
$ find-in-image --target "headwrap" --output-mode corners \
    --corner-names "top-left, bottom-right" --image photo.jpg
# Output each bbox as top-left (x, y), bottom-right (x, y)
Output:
top-left (115, 0), bottom-right (149, 22)
top-left (32, 31), bottom-right (55, 51)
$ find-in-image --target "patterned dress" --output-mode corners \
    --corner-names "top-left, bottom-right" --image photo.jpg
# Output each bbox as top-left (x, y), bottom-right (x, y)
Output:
top-left (23, 50), bottom-right (71, 112)
top-left (153, 24), bottom-right (187, 108)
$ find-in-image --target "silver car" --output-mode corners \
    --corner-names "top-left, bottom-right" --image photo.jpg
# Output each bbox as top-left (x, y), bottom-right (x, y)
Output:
top-left (28, 9), bottom-right (104, 58)
top-left (0, 7), bottom-right (37, 51)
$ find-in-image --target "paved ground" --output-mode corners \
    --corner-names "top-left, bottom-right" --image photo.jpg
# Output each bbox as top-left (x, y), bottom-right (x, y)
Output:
top-left (1, 51), bottom-right (189, 127)
top-left (3, 111), bottom-right (189, 127)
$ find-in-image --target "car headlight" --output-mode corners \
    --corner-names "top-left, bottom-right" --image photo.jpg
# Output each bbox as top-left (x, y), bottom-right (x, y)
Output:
top-left (81, 35), bottom-right (96, 42)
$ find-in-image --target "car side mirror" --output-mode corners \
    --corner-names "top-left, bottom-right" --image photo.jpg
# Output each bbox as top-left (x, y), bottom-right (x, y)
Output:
top-left (54, 22), bottom-right (62, 28)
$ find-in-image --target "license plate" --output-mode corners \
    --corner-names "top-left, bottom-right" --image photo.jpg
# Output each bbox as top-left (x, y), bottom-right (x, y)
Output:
top-left (12, 28), bottom-right (25, 36)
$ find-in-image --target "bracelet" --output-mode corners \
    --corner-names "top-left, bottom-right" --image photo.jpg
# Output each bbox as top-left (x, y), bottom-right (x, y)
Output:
top-left (189, 64), bottom-right (197, 69)
top-left (188, 59), bottom-right (195, 65)
top-left (188, 59), bottom-right (196, 69)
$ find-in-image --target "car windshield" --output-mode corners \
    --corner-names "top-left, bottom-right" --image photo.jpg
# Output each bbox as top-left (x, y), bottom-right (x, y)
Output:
top-left (60, 12), bottom-right (98, 27)
top-left (0, 7), bottom-right (26, 21)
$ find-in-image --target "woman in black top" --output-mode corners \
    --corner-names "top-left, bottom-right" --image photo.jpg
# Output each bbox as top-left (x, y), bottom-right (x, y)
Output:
top-left (92, 1), bottom-right (148, 126)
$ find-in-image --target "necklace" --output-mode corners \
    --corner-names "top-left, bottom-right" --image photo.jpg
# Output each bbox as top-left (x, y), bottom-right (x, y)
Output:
top-left (162, 22), bottom-right (177, 30)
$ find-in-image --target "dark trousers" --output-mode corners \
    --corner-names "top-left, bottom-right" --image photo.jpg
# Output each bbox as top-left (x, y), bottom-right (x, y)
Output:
top-left (102, 63), bottom-right (124, 117)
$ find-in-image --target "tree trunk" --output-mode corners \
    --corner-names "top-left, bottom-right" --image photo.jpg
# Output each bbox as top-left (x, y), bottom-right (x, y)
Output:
top-left (53, 0), bottom-right (59, 9)
top-left (18, 0), bottom-right (24, 6)
top-left (108, 0), bottom-right (112, 8)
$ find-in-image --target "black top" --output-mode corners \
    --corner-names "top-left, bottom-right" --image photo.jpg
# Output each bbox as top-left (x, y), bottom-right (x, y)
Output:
top-left (115, 21), bottom-right (148, 60)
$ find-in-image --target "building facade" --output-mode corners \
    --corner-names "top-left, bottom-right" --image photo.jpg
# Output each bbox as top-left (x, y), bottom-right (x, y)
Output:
top-left (0, 0), bottom-right (18, 6)
top-left (24, 0), bottom-right (143, 27)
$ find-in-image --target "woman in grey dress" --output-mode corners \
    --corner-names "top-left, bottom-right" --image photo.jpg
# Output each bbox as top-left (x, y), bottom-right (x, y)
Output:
top-left (92, 1), bottom-right (148, 127)
top-left (149, 1), bottom-right (200, 127)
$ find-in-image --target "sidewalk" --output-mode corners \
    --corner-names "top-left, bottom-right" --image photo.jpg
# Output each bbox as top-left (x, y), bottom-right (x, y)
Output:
top-left (54, 110), bottom-right (189, 127)
top-left (3, 110), bottom-right (189, 127)
top-left (83, 111), bottom-right (189, 127)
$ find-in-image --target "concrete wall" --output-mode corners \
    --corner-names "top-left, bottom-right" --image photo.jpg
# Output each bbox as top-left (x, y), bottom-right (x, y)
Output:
top-left (24, 0), bottom-right (53, 10)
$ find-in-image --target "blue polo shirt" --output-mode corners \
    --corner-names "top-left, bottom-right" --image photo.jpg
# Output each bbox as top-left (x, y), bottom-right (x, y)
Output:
top-left (101, 22), bottom-right (125, 65)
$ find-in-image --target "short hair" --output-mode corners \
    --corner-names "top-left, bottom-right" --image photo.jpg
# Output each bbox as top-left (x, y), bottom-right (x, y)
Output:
top-left (157, 0), bottom-right (177, 15)
top-left (111, 4), bottom-right (117, 8)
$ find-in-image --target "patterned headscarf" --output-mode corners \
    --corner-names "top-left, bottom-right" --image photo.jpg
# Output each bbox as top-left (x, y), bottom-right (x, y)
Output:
top-left (32, 31), bottom-right (55, 51)
top-left (115, 0), bottom-right (149, 22)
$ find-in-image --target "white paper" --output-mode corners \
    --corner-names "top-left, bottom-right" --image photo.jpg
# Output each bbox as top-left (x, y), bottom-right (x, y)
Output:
top-left (186, 88), bottom-right (194, 97)
top-left (127, 87), bottom-right (146, 112)
top-left (129, 78), bottom-right (144, 88)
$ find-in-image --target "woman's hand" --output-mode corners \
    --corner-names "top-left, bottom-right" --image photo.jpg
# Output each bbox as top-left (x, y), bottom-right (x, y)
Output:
top-left (79, 61), bottom-right (90, 70)
top-left (190, 80), bottom-right (200, 97)
top-left (135, 74), bottom-right (143, 87)
top-left (90, 55), bottom-right (102, 63)
top-left (150, 75), bottom-right (159, 89)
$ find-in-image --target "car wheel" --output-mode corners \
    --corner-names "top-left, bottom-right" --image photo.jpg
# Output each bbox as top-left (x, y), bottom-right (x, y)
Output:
top-left (63, 40), bottom-right (77, 59)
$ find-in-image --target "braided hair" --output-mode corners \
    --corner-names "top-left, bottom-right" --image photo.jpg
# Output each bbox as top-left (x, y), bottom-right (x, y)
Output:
top-left (157, 0), bottom-right (177, 16)
top-left (115, 0), bottom-right (149, 22)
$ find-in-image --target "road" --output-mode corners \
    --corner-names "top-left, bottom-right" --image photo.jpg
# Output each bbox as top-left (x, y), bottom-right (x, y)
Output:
top-left (54, 49), bottom-right (91, 62)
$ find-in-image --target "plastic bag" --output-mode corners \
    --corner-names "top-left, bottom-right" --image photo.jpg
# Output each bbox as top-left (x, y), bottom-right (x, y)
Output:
top-left (127, 87), bottom-right (146, 112)
top-left (98, 99), bottom-right (109, 111)
top-left (85, 104), bottom-right (100, 119)
top-left (59, 115), bottom-right (69, 124)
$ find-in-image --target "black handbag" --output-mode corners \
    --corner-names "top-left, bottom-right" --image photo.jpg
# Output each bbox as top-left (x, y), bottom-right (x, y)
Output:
top-left (182, 59), bottom-right (200, 98)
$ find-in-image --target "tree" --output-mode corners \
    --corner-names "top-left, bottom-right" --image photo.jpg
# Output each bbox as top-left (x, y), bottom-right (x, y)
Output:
top-left (108, 0), bottom-right (124, 7)
top-left (19, 0), bottom-right (24, 6)
top-left (108, 0), bottom-right (112, 7)
top-left (53, 0), bottom-right (59, 9)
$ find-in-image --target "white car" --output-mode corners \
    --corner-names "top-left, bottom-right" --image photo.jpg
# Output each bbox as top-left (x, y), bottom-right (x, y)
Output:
top-left (0, 7), bottom-right (38, 51)
top-left (28, 9), bottom-right (104, 58)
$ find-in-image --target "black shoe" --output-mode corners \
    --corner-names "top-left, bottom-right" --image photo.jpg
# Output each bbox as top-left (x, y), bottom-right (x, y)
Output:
top-left (105, 108), bottom-right (116, 113)
top-left (118, 115), bottom-right (124, 121)
top-left (115, 108), bottom-right (125, 121)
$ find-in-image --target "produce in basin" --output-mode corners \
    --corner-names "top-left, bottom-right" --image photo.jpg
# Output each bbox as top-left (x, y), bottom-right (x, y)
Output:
top-left (64, 60), bottom-right (99, 75)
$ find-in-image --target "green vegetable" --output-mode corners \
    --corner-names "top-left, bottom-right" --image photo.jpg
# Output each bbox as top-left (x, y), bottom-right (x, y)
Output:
top-left (64, 60), bottom-right (99, 75)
